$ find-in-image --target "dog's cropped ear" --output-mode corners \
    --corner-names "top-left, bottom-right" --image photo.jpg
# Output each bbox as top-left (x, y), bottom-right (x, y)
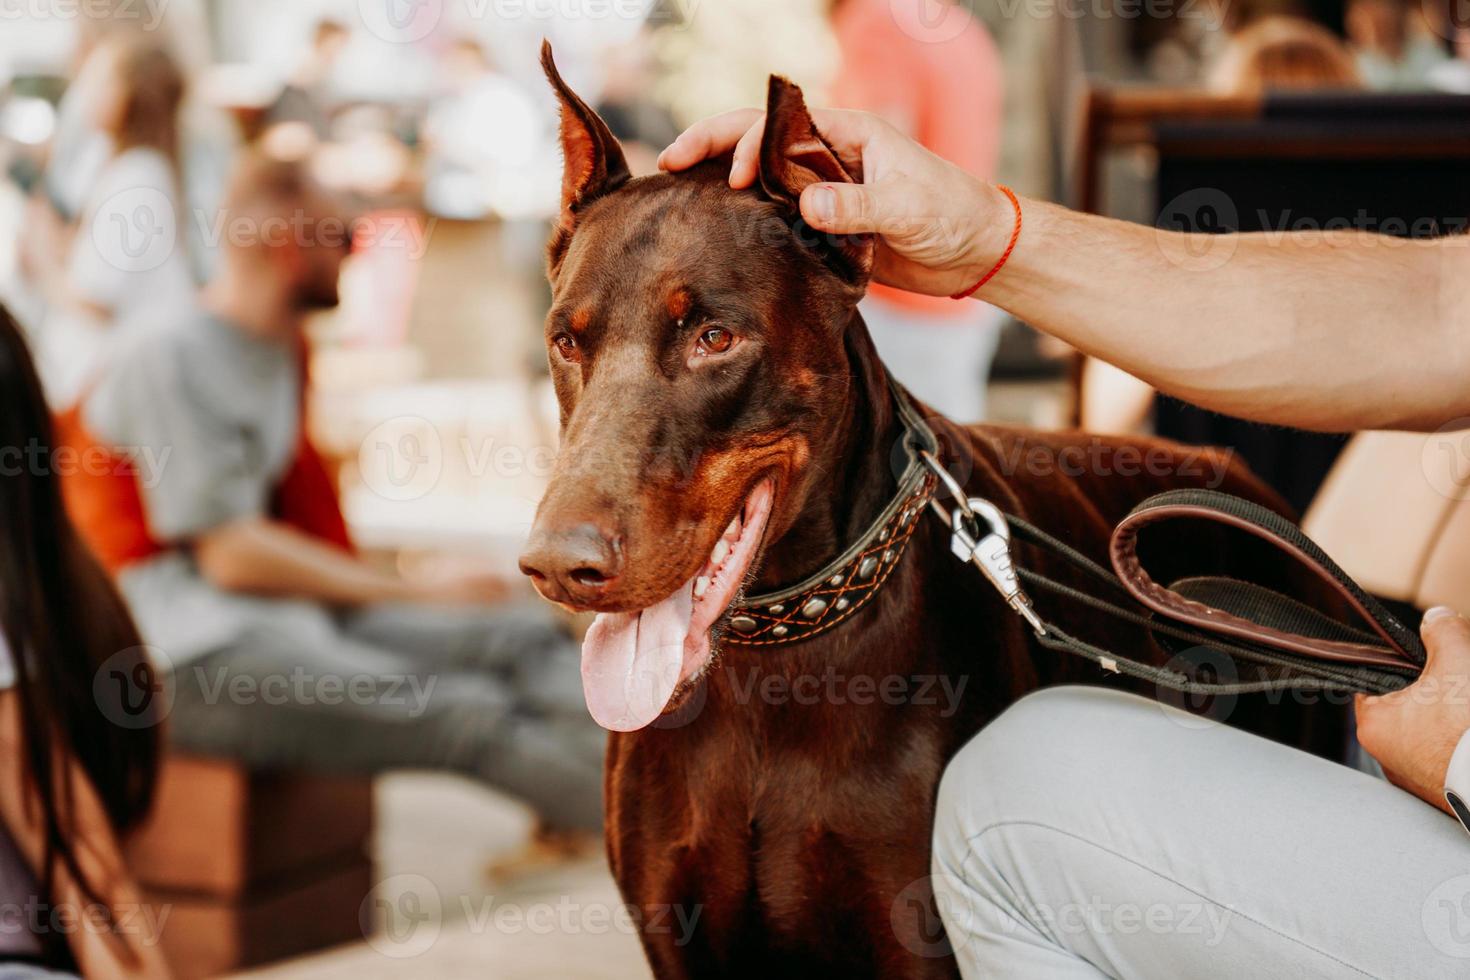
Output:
top-left (758, 76), bottom-right (873, 288)
top-left (541, 40), bottom-right (630, 277)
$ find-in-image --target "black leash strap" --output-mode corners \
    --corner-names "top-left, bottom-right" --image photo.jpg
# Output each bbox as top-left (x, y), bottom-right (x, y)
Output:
top-left (926, 464), bottom-right (1425, 697)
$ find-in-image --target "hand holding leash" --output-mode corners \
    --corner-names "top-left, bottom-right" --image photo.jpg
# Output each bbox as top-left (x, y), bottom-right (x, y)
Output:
top-left (1357, 608), bottom-right (1470, 817)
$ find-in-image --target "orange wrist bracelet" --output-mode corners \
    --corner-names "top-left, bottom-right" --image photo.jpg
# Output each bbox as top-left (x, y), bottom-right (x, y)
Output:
top-left (951, 184), bottom-right (1021, 301)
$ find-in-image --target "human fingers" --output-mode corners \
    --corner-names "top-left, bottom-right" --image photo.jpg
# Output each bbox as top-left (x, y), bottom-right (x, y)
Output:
top-left (657, 108), bottom-right (763, 173)
top-left (729, 117), bottom-right (767, 188)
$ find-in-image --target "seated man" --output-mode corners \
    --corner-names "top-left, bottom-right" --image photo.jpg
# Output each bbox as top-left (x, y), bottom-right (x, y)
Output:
top-left (55, 151), bottom-right (603, 832)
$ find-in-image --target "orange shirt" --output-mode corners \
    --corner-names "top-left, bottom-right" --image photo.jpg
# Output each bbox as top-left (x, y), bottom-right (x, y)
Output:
top-left (830, 0), bottom-right (1004, 316)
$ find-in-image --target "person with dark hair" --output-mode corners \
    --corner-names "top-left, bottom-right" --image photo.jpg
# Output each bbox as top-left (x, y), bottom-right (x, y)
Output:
top-left (0, 302), bottom-right (169, 977)
top-left (55, 150), bottom-right (603, 835)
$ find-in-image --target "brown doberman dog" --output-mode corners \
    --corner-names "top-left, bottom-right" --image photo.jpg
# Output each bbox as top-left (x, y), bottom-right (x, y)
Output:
top-left (519, 44), bottom-right (1347, 979)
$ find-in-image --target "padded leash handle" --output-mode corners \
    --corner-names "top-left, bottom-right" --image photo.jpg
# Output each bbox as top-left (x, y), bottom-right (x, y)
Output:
top-left (1110, 489), bottom-right (1425, 673)
top-left (937, 484), bottom-right (1425, 697)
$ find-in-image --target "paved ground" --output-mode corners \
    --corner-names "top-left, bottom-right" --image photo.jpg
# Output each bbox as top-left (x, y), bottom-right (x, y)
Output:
top-left (233, 773), bottom-right (652, 980)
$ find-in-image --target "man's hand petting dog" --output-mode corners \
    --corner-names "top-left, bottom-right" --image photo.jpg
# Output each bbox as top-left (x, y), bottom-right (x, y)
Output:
top-left (658, 106), bottom-right (1013, 298)
top-left (1356, 606), bottom-right (1470, 814)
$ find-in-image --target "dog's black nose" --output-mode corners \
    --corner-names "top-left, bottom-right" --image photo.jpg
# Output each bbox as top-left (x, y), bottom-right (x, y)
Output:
top-left (519, 522), bottom-right (623, 604)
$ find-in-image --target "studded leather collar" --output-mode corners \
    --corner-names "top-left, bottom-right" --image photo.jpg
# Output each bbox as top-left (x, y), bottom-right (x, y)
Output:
top-left (724, 383), bottom-right (939, 647)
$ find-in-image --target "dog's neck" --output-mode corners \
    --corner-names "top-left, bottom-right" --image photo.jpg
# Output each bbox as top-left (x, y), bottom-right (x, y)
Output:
top-left (751, 310), bottom-right (904, 592)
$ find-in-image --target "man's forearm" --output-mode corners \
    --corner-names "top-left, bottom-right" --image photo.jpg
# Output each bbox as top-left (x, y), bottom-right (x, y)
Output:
top-left (194, 519), bottom-right (417, 606)
top-left (979, 192), bottom-right (1470, 432)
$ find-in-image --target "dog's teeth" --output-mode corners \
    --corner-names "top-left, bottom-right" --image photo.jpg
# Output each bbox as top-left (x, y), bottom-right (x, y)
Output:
top-left (711, 538), bottom-right (730, 567)
top-left (724, 516), bottom-right (741, 540)
top-left (694, 576), bottom-right (710, 599)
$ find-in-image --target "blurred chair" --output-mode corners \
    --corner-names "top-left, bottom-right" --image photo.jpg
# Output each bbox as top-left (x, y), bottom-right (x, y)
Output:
top-left (127, 756), bottom-right (373, 979)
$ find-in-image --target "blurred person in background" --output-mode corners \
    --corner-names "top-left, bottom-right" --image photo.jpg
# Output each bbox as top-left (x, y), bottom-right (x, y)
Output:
top-left (1428, 25), bottom-right (1470, 92)
top-left (422, 36), bottom-right (549, 220)
top-left (594, 33), bottom-right (679, 177)
top-left (0, 303), bottom-right (169, 978)
top-left (263, 18), bottom-right (350, 141)
top-left (1208, 14), bottom-right (1362, 92)
top-left (40, 3), bottom-right (164, 223)
top-left (1345, 0), bottom-right (1448, 90)
top-left (54, 151), bottom-right (604, 835)
top-left (826, 0), bottom-right (1005, 423)
top-left (22, 36), bottom-right (192, 409)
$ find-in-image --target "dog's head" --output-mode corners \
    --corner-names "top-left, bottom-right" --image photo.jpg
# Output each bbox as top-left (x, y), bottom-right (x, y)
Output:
top-left (519, 43), bottom-right (875, 731)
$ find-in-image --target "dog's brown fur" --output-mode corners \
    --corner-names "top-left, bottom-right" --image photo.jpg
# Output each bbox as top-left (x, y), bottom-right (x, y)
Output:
top-left (522, 45), bottom-right (1347, 978)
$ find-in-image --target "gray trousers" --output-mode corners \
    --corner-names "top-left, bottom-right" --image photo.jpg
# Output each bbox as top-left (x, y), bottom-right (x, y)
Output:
top-left (932, 686), bottom-right (1470, 979)
top-left (167, 602), bottom-right (604, 831)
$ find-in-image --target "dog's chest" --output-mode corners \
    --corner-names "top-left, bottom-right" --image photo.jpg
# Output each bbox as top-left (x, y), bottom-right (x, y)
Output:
top-left (608, 673), bottom-right (953, 970)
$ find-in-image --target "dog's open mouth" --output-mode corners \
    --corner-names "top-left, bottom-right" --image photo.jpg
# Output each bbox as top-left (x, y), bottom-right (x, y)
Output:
top-left (580, 479), bottom-right (775, 731)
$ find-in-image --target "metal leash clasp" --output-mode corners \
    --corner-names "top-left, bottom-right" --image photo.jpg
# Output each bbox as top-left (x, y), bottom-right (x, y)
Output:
top-left (949, 498), bottom-right (1047, 637)
top-left (919, 451), bottom-right (1046, 638)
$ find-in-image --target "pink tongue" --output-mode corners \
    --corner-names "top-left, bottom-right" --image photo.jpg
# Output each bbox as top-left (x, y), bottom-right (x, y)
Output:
top-left (581, 580), bottom-right (694, 731)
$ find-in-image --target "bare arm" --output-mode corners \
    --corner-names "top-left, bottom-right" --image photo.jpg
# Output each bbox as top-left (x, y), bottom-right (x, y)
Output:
top-left (979, 195), bottom-right (1470, 432)
top-left (0, 692), bottom-right (174, 979)
top-left (193, 518), bottom-right (506, 607)
top-left (659, 108), bottom-right (1470, 433)
top-left (194, 518), bottom-right (412, 604)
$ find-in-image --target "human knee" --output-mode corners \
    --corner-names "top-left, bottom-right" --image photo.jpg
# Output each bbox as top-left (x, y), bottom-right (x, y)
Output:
top-left (934, 686), bottom-right (1154, 863)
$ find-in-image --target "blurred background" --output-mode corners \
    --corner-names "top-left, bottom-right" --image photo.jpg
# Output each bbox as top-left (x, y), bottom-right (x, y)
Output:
top-left (2, 0), bottom-right (1470, 976)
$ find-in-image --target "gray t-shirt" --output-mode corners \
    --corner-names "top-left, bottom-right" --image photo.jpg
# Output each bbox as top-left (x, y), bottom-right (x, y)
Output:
top-left (85, 308), bottom-right (301, 543)
top-left (82, 308), bottom-right (310, 666)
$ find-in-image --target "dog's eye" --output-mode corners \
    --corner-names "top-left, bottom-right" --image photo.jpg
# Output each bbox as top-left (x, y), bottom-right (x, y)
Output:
top-left (695, 327), bottom-right (735, 356)
top-left (552, 334), bottom-right (579, 361)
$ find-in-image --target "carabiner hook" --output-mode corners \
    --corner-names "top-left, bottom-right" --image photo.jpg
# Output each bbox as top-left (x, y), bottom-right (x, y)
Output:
top-left (949, 496), bottom-right (1046, 637)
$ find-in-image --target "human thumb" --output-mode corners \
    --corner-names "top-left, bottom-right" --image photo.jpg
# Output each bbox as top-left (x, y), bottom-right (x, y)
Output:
top-left (800, 182), bottom-right (895, 236)
top-left (1361, 605), bottom-right (1467, 706)
top-left (1421, 605), bottom-right (1470, 675)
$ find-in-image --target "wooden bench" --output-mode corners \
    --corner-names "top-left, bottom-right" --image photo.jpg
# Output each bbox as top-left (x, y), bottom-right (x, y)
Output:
top-left (126, 756), bottom-right (374, 979)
